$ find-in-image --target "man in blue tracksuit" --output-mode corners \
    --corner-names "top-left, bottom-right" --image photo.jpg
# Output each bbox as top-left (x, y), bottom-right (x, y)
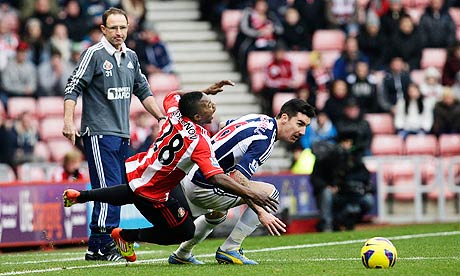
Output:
top-left (63, 7), bottom-right (165, 261)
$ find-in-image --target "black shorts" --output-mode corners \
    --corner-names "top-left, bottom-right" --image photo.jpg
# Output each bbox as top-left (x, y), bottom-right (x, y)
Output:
top-left (133, 185), bottom-right (193, 229)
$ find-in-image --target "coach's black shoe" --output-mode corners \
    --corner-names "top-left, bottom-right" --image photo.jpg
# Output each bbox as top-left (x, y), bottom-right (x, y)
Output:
top-left (85, 242), bottom-right (124, 262)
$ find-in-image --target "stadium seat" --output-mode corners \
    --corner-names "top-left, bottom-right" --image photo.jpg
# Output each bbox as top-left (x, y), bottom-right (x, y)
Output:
top-left (404, 134), bottom-right (438, 156)
top-left (247, 51), bottom-right (272, 73)
top-left (272, 92), bottom-right (297, 116)
top-left (383, 161), bottom-right (416, 200)
top-left (37, 96), bottom-right (64, 119)
top-left (420, 48), bottom-right (447, 71)
top-left (7, 97), bottom-right (37, 119)
top-left (47, 139), bottom-right (75, 163)
top-left (39, 117), bottom-right (65, 141)
top-left (319, 50), bottom-right (341, 71)
top-left (75, 97), bottom-right (83, 117)
top-left (312, 30), bottom-right (345, 52)
top-left (34, 141), bottom-right (51, 162)
top-left (225, 29), bottom-right (239, 49)
top-left (285, 51), bottom-right (310, 71)
top-left (371, 134), bottom-right (404, 155)
top-left (410, 69), bottom-right (425, 85)
top-left (406, 7), bottom-right (424, 24)
top-left (130, 97), bottom-right (145, 118)
top-left (148, 73), bottom-right (181, 94)
top-left (438, 134), bottom-right (460, 156)
top-left (249, 71), bottom-right (265, 93)
top-left (364, 113), bottom-right (395, 135)
top-left (221, 10), bottom-right (243, 32)
top-left (449, 7), bottom-right (460, 27)
top-left (221, 10), bottom-right (243, 49)
top-left (0, 102), bottom-right (5, 118)
top-left (16, 162), bottom-right (60, 182)
top-left (0, 163), bottom-right (16, 183)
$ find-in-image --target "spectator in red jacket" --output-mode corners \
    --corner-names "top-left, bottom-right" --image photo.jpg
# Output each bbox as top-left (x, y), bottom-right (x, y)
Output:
top-left (260, 46), bottom-right (299, 115)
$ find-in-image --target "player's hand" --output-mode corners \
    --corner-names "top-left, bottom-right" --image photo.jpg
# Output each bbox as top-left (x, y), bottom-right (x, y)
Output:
top-left (62, 122), bottom-right (80, 145)
top-left (203, 80), bottom-right (235, 95)
top-left (258, 211), bottom-right (286, 236)
top-left (245, 191), bottom-right (279, 213)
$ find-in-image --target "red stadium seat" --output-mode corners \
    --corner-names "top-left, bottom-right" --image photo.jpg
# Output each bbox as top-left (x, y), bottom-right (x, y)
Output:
top-left (272, 92), bottom-right (297, 116)
top-left (34, 141), bottom-right (51, 162)
top-left (383, 161), bottom-right (416, 200)
top-left (0, 102), bottom-right (5, 118)
top-left (37, 96), bottom-right (64, 119)
top-left (221, 10), bottom-right (243, 49)
top-left (364, 113), bottom-right (395, 135)
top-left (438, 134), bottom-right (460, 157)
top-left (249, 71), bottom-right (265, 93)
top-left (0, 163), bottom-right (16, 183)
top-left (449, 7), bottom-right (460, 26)
top-left (406, 7), bottom-right (424, 24)
top-left (404, 134), bottom-right (438, 156)
top-left (247, 51), bottom-right (272, 73)
top-left (221, 10), bottom-right (243, 32)
top-left (7, 97), bottom-right (37, 119)
top-left (319, 50), bottom-right (341, 70)
top-left (225, 29), bottom-right (239, 49)
top-left (371, 134), bottom-right (404, 155)
top-left (130, 96), bottom-right (145, 117)
top-left (312, 30), bottom-right (345, 51)
top-left (39, 117), bottom-right (65, 141)
top-left (47, 139), bottom-right (75, 163)
top-left (285, 51), bottom-right (310, 71)
top-left (16, 162), bottom-right (61, 182)
top-left (420, 48), bottom-right (447, 71)
top-left (148, 73), bottom-right (181, 94)
top-left (410, 69), bottom-right (425, 85)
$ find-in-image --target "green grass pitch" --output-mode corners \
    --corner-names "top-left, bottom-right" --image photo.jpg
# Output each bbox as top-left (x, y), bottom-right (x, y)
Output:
top-left (1, 223), bottom-right (459, 275)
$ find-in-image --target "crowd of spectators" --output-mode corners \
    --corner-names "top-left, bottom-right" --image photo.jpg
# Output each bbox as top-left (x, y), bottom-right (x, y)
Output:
top-left (201, 0), bottom-right (460, 147)
top-left (201, 0), bottom-right (460, 230)
top-left (0, 0), bottom-right (174, 179)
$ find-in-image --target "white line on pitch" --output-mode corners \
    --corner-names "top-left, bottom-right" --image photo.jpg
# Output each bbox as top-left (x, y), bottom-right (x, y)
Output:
top-left (1, 230), bottom-right (459, 275)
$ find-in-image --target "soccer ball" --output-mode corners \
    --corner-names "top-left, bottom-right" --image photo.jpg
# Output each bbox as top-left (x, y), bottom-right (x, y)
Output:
top-left (360, 237), bottom-right (397, 269)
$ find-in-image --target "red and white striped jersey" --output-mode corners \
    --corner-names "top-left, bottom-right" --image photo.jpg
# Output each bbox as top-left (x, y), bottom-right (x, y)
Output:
top-left (125, 92), bottom-right (223, 202)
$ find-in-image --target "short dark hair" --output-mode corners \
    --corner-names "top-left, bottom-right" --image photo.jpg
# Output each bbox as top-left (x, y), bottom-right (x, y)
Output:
top-left (179, 92), bottom-right (205, 120)
top-left (276, 98), bottom-right (316, 119)
top-left (102, 7), bottom-right (128, 26)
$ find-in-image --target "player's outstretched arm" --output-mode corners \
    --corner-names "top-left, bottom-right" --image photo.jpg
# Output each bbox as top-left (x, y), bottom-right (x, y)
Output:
top-left (201, 80), bottom-right (235, 95)
top-left (208, 174), bottom-right (278, 212)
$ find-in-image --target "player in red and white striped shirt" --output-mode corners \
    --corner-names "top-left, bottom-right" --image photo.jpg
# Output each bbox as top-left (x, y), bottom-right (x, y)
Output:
top-left (62, 81), bottom-right (280, 262)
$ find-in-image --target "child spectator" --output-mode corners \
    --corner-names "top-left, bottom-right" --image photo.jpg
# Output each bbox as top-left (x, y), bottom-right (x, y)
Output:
top-left (52, 149), bottom-right (86, 182)
top-left (419, 66), bottom-right (444, 110)
top-left (11, 111), bottom-right (41, 166)
top-left (431, 88), bottom-right (460, 135)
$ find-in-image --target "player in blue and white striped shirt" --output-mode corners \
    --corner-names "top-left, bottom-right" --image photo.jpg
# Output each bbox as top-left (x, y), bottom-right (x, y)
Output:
top-left (169, 98), bottom-right (316, 265)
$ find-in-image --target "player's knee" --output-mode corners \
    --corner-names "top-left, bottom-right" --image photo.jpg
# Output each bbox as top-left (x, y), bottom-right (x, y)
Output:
top-left (205, 211), bottom-right (227, 225)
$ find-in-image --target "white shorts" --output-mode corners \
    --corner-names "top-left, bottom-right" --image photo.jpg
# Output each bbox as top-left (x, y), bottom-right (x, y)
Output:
top-left (181, 174), bottom-right (243, 217)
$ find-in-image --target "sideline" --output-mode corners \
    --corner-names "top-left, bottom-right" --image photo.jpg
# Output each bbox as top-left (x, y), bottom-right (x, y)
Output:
top-left (1, 230), bottom-right (459, 275)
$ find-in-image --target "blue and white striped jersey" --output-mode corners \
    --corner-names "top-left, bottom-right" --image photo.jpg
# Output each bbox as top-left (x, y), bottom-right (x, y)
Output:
top-left (191, 113), bottom-right (277, 188)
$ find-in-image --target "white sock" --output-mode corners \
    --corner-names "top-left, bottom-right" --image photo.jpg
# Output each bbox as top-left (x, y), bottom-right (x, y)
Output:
top-left (221, 207), bottom-right (260, 252)
top-left (174, 215), bottom-right (217, 259)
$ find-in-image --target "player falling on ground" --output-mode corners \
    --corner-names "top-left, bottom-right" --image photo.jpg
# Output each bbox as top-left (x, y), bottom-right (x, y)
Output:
top-left (169, 98), bottom-right (316, 265)
top-left (62, 80), bottom-right (281, 262)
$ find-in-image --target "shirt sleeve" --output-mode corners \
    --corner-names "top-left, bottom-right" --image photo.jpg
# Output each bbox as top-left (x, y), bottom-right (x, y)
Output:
top-left (162, 91), bottom-right (181, 115)
top-left (64, 48), bottom-right (95, 101)
top-left (191, 134), bottom-right (224, 179)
